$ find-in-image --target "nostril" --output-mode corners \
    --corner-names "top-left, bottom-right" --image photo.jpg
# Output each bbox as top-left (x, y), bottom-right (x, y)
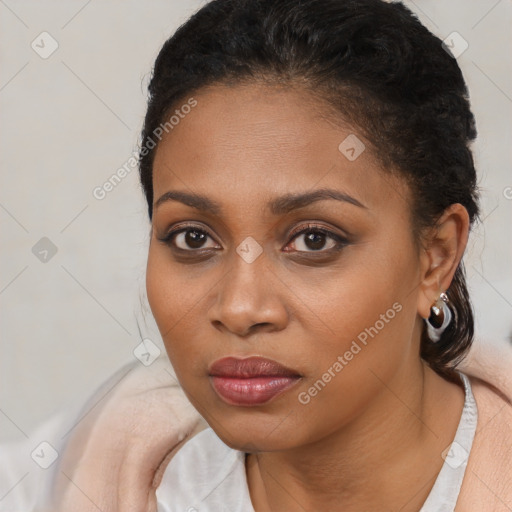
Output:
top-left (252, 322), bottom-right (272, 331)
top-left (210, 320), bottom-right (275, 338)
top-left (211, 320), bottom-right (224, 331)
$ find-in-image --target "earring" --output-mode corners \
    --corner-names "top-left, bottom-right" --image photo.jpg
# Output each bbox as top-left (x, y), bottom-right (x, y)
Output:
top-left (425, 292), bottom-right (452, 343)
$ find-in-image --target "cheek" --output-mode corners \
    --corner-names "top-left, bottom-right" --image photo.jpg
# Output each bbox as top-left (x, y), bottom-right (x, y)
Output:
top-left (292, 298), bottom-right (415, 444)
top-left (301, 276), bottom-right (404, 383)
top-left (146, 246), bottom-right (193, 352)
top-left (299, 241), bottom-right (414, 344)
top-left (146, 246), bottom-right (173, 330)
top-left (145, 245), bottom-right (216, 374)
top-left (146, 243), bottom-right (204, 321)
top-left (294, 242), bottom-right (419, 400)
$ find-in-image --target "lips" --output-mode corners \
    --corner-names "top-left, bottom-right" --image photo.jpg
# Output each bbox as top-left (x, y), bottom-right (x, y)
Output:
top-left (209, 356), bottom-right (301, 406)
top-left (209, 356), bottom-right (300, 378)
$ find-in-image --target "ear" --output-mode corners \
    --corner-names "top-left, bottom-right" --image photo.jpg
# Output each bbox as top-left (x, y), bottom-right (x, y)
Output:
top-left (417, 203), bottom-right (470, 319)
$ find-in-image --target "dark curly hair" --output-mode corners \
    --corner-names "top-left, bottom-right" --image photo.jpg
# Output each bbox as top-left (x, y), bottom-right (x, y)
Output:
top-left (138, 0), bottom-right (480, 379)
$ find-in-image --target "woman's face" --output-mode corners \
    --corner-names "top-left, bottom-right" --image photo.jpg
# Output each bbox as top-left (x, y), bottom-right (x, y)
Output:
top-left (147, 83), bottom-right (425, 451)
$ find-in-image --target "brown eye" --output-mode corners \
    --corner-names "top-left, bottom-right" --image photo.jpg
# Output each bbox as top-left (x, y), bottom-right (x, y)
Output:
top-left (291, 230), bottom-right (336, 252)
top-left (161, 226), bottom-right (220, 251)
top-left (285, 224), bottom-right (348, 253)
top-left (178, 229), bottom-right (209, 249)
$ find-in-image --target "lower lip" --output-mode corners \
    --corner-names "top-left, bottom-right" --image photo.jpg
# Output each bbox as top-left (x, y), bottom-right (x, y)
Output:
top-left (210, 376), bottom-right (300, 406)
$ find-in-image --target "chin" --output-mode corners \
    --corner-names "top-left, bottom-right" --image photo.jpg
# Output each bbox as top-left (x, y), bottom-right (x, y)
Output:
top-left (207, 414), bottom-right (304, 453)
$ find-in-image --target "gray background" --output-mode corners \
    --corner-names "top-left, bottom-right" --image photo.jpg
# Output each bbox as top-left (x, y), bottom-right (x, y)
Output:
top-left (1, 0), bottom-right (511, 442)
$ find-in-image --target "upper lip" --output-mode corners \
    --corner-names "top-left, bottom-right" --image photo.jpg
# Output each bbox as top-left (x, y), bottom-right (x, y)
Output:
top-left (209, 356), bottom-right (301, 378)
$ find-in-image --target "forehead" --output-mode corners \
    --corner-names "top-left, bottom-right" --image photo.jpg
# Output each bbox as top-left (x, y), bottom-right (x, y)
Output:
top-left (152, 83), bottom-right (409, 215)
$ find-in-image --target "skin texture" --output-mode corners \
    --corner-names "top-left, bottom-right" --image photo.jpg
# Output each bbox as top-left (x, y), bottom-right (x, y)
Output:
top-left (146, 83), bottom-right (470, 511)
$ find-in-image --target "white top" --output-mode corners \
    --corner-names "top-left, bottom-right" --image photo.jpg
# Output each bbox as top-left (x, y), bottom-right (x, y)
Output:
top-left (156, 372), bottom-right (478, 512)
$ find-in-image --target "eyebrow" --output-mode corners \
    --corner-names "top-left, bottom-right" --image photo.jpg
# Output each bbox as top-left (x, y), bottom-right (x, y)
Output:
top-left (154, 190), bottom-right (222, 215)
top-left (270, 188), bottom-right (367, 214)
top-left (154, 188), bottom-right (367, 215)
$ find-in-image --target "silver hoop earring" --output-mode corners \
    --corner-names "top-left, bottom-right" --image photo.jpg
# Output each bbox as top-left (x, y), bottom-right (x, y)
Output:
top-left (425, 292), bottom-right (452, 343)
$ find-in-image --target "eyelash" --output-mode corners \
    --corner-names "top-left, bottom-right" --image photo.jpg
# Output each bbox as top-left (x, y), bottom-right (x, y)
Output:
top-left (286, 223), bottom-right (348, 253)
top-left (158, 222), bottom-right (349, 256)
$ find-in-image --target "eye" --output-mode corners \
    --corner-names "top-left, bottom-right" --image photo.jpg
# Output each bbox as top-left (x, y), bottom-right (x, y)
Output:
top-left (159, 225), bottom-right (221, 251)
top-left (285, 224), bottom-right (348, 253)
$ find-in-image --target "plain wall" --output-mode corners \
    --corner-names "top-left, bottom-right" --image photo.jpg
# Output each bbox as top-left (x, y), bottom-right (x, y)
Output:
top-left (1, 0), bottom-right (511, 442)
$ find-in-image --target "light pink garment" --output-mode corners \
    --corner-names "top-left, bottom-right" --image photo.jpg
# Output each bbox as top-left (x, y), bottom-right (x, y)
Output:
top-left (51, 359), bottom-right (207, 512)
top-left (35, 339), bottom-right (512, 511)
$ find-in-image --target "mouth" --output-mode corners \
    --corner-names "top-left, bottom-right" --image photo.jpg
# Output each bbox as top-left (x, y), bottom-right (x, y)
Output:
top-left (208, 356), bottom-right (302, 406)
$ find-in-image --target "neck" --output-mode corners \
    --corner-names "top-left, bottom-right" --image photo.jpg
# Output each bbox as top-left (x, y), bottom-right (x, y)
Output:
top-left (246, 361), bottom-right (465, 512)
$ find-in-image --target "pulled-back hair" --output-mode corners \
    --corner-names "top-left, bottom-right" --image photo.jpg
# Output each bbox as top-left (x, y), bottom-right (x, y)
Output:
top-left (139, 0), bottom-right (480, 379)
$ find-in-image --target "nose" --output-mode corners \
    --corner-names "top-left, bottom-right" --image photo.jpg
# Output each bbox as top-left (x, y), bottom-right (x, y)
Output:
top-left (207, 252), bottom-right (289, 338)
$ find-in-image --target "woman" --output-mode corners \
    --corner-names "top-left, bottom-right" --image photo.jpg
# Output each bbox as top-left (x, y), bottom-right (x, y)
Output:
top-left (2, 0), bottom-right (510, 511)
top-left (137, 0), bottom-right (511, 510)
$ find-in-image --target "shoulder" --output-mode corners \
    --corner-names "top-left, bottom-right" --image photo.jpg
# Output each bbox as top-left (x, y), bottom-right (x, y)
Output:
top-left (454, 337), bottom-right (512, 510)
top-left (470, 374), bottom-right (512, 443)
top-left (456, 374), bottom-right (512, 511)
top-left (457, 336), bottom-right (512, 401)
top-left (55, 357), bottom-right (208, 511)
